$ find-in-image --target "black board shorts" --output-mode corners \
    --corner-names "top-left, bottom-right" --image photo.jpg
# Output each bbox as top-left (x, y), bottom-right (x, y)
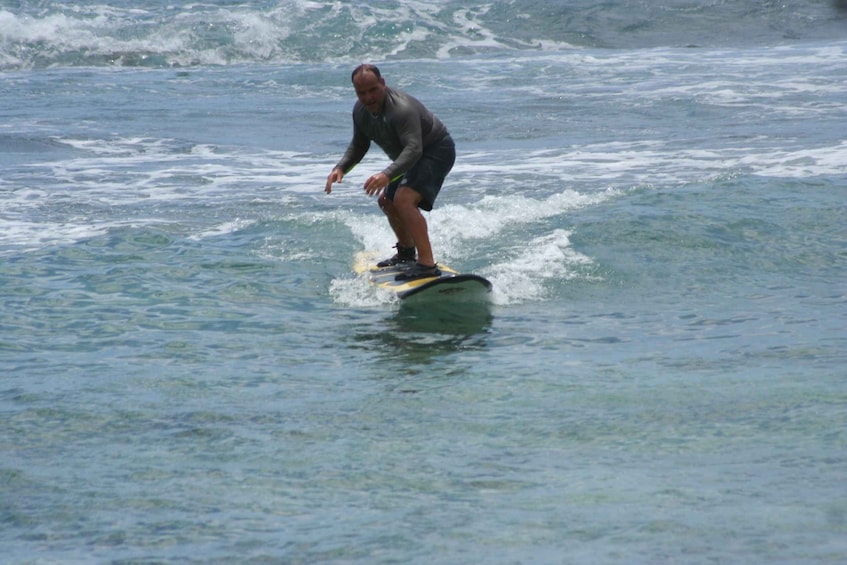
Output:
top-left (385, 134), bottom-right (455, 212)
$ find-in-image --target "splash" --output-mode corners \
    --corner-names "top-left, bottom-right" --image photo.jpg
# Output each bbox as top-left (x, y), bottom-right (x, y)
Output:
top-left (330, 187), bottom-right (608, 307)
top-left (485, 229), bottom-right (596, 305)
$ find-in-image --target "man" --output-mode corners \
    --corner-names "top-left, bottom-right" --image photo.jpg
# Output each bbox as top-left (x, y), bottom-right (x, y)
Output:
top-left (324, 64), bottom-right (455, 280)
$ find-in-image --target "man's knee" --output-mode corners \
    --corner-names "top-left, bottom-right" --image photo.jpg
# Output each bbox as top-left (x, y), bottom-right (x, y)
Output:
top-left (378, 192), bottom-right (393, 211)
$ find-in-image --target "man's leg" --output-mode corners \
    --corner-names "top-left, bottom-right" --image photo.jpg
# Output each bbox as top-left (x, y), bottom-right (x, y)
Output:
top-left (378, 193), bottom-right (414, 250)
top-left (392, 186), bottom-right (435, 267)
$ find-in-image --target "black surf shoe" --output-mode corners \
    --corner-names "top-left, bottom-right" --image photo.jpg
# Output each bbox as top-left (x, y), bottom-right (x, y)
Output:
top-left (377, 244), bottom-right (416, 268)
top-left (395, 263), bottom-right (441, 281)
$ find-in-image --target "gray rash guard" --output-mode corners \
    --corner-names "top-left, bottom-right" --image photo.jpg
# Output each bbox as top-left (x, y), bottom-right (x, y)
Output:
top-left (335, 86), bottom-right (449, 181)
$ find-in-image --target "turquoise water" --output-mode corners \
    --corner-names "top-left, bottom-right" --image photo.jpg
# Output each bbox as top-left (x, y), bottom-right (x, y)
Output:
top-left (2, 2), bottom-right (847, 563)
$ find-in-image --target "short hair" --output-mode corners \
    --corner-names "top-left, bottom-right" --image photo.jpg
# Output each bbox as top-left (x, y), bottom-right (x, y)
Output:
top-left (351, 64), bottom-right (381, 83)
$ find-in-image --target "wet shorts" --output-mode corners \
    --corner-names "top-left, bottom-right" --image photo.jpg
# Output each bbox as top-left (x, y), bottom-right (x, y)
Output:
top-left (385, 134), bottom-right (455, 212)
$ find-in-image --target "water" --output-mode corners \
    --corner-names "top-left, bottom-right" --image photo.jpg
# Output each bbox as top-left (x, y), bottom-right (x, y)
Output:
top-left (2, 1), bottom-right (846, 563)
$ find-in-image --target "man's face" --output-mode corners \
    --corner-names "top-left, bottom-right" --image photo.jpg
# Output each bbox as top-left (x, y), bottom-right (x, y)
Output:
top-left (353, 71), bottom-right (387, 115)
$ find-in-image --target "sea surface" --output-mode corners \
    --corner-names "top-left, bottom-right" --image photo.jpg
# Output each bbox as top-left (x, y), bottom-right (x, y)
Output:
top-left (2, 1), bottom-right (846, 563)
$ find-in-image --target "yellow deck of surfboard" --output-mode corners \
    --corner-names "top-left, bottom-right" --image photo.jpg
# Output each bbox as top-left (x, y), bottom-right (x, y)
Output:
top-left (354, 251), bottom-right (457, 293)
top-left (353, 251), bottom-right (491, 301)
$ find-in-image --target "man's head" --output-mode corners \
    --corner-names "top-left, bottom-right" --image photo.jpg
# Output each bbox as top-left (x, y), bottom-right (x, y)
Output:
top-left (351, 64), bottom-right (387, 115)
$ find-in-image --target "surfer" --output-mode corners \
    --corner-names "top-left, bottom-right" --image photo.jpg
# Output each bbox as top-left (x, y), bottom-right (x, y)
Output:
top-left (325, 64), bottom-right (455, 281)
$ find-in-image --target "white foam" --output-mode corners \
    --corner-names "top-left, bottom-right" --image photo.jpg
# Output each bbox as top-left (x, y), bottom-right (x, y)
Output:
top-left (456, 138), bottom-right (847, 189)
top-left (430, 188), bottom-right (616, 260)
top-left (329, 184), bottom-right (606, 306)
top-left (329, 273), bottom-right (399, 308)
top-left (485, 229), bottom-right (595, 306)
top-left (331, 220), bottom-right (598, 307)
top-left (0, 134), bottom-right (337, 253)
top-left (435, 5), bottom-right (576, 58)
top-left (337, 186), bottom-right (617, 261)
top-left (745, 141), bottom-right (847, 178)
top-left (0, 217), bottom-right (111, 252)
top-left (189, 218), bottom-right (256, 241)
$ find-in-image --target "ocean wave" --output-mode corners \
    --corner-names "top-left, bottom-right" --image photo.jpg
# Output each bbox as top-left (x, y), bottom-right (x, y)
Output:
top-left (0, 1), bottom-right (564, 70)
top-left (2, 0), bottom-right (846, 70)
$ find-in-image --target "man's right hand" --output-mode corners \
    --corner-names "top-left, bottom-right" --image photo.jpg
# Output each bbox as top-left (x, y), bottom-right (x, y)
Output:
top-left (325, 168), bottom-right (344, 194)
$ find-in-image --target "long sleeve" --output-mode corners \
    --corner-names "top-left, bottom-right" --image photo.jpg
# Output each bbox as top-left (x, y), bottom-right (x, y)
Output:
top-left (335, 120), bottom-right (371, 174)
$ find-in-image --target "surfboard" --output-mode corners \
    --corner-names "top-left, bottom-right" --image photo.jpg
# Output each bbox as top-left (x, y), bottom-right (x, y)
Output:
top-left (354, 252), bottom-right (492, 304)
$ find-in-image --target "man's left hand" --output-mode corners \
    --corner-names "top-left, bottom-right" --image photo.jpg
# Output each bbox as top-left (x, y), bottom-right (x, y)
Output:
top-left (364, 173), bottom-right (389, 196)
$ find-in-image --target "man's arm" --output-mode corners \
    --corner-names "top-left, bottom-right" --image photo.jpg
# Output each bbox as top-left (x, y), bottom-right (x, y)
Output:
top-left (324, 167), bottom-right (344, 194)
top-left (335, 121), bottom-right (371, 176)
top-left (326, 118), bottom-right (370, 194)
top-left (382, 108), bottom-right (424, 181)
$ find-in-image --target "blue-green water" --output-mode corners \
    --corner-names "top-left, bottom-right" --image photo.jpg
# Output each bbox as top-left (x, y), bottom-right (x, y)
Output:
top-left (2, 2), bottom-right (846, 563)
